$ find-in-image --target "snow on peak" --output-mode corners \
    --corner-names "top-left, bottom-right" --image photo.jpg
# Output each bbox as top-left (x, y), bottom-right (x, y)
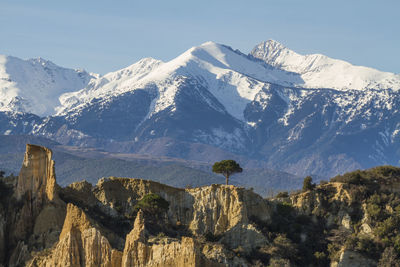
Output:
top-left (57, 57), bottom-right (163, 115)
top-left (6, 39), bottom-right (398, 123)
top-left (254, 40), bottom-right (287, 54)
top-left (0, 54), bottom-right (95, 116)
top-left (250, 40), bottom-right (400, 91)
top-left (133, 41), bottom-right (300, 121)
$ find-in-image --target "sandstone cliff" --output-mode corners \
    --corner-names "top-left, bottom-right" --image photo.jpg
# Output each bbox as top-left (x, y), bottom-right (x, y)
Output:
top-left (0, 144), bottom-right (270, 266)
top-left (3, 144), bottom-right (66, 266)
top-left (29, 203), bottom-right (115, 267)
top-left (2, 145), bottom-right (400, 266)
top-left (29, 194), bottom-right (249, 267)
top-left (16, 144), bottom-right (58, 202)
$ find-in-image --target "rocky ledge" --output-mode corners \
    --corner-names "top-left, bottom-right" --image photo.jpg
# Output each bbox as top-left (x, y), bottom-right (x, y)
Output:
top-left (1, 144), bottom-right (400, 266)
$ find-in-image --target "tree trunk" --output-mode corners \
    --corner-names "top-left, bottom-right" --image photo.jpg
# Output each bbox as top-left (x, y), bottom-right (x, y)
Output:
top-left (225, 174), bottom-right (229, 185)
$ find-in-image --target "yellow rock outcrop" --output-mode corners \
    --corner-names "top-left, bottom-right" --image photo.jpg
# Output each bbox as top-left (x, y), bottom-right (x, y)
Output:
top-left (94, 178), bottom-right (271, 237)
top-left (8, 144), bottom-right (271, 266)
top-left (29, 204), bottom-right (114, 267)
top-left (16, 144), bottom-right (57, 202)
top-left (121, 210), bottom-right (230, 267)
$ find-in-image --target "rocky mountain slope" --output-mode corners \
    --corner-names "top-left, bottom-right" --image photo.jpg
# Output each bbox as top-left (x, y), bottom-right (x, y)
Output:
top-left (1, 41), bottom-right (400, 178)
top-left (250, 40), bottom-right (400, 91)
top-left (0, 55), bottom-right (95, 116)
top-left (2, 144), bottom-right (400, 266)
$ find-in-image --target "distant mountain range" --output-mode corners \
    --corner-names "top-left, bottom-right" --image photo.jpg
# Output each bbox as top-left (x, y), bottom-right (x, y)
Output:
top-left (1, 40), bottom-right (400, 178)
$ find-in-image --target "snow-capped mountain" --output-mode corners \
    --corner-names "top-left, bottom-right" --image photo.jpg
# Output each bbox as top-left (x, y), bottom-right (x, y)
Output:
top-left (0, 55), bottom-right (95, 116)
top-left (57, 42), bottom-right (302, 121)
top-left (1, 40), bottom-right (400, 178)
top-left (250, 40), bottom-right (400, 91)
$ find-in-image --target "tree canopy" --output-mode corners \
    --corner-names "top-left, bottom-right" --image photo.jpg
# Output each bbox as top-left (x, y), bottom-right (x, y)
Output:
top-left (212, 160), bottom-right (243, 185)
top-left (134, 193), bottom-right (170, 214)
top-left (302, 176), bottom-right (315, 192)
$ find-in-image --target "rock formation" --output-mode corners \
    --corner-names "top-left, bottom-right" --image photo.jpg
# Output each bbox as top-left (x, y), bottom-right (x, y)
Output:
top-left (16, 144), bottom-right (58, 202)
top-left (92, 178), bottom-right (271, 237)
top-left (121, 209), bottom-right (245, 267)
top-left (29, 203), bottom-right (114, 267)
top-left (1, 145), bottom-right (400, 266)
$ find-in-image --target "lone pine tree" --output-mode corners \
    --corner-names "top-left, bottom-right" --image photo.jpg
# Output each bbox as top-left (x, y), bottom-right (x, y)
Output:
top-left (212, 160), bottom-right (243, 185)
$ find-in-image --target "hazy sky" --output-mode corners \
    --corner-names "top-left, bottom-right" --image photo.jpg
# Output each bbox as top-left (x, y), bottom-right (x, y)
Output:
top-left (1, 0), bottom-right (399, 75)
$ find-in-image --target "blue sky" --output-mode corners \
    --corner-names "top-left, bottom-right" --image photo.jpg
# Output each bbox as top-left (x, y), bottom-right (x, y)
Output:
top-left (1, 0), bottom-right (399, 74)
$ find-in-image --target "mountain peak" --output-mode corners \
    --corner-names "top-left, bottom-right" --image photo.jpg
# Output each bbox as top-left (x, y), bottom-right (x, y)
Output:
top-left (0, 55), bottom-right (95, 116)
top-left (259, 39), bottom-right (287, 51)
top-left (29, 56), bottom-right (55, 66)
top-left (250, 40), bottom-right (295, 66)
top-left (250, 40), bottom-right (400, 91)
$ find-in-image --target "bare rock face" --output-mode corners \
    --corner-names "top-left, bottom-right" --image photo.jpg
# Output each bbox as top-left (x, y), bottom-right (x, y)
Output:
top-left (12, 144), bottom-right (63, 241)
top-left (93, 178), bottom-right (271, 250)
top-left (87, 178), bottom-right (273, 254)
top-left (219, 223), bottom-right (267, 253)
top-left (29, 203), bottom-right (114, 267)
top-left (8, 145), bottom-right (272, 266)
top-left (290, 182), bottom-right (353, 228)
top-left (187, 184), bottom-right (270, 236)
top-left (31, 206), bottom-right (243, 267)
top-left (16, 144), bottom-right (57, 202)
top-left (121, 210), bottom-right (234, 267)
top-left (121, 210), bottom-right (148, 266)
top-left (8, 144), bottom-right (66, 266)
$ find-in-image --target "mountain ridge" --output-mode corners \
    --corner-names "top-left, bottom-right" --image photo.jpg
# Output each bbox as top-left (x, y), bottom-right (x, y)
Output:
top-left (250, 40), bottom-right (400, 91)
top-left (1, 40), bottom-right (400, 178)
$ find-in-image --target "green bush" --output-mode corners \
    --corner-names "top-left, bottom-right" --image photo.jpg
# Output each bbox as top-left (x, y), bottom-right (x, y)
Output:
top-left (366, 203), bottom-right (383, 220)
top-left (134, 193), bottom-right (169, 214)
top-left (313, 251), bottom-right (328, 266)
top-left (370, 165), bottom-right (400, 179)
top-left (375, 217), bottom-right (400, 238)
top-left (378, 247), bottom-right (400, 267)
top-left (331, 170), bottom-right (364, 184)
top-left (271, 234), bottom-right (298, 261)
top-left (268, 258), bottom-right (290, 267)
top-left (331, 166), bottom-right (400, 185)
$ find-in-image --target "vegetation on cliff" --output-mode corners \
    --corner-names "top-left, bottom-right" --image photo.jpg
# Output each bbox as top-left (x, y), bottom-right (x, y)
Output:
top-left (2, 144), bottom-right (400, 266)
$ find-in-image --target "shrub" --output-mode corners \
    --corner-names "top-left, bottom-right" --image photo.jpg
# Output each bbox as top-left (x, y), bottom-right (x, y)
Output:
top-left (271, 234), bottom-right (298, 260)
top-left (331, 170), bottom-right (364, 185)
top-left (327, 243), bottom-right (342, 262)
top-left (370, 165), bottom-right (400, 179)
top-left (276, 202), bottom-right (294, 217)
top-left (378, 247), bottom-right (400, 267)
top-left (314, 251), bottom-right (328, 266)
top-left (268, 258), bottom-right (291, 267)
top-left (134, 193), bottom-right (169, 214)
top-left (366, 203), bottom-right (383, 220)
top-left (355, 236), bottom-right (379, 258)
top-left (375, 217), bottom-right (400, 238)
top-left (331, 166), bottom-right (400, 185)
top-left (276, 191), bottom-right (289, 198)
top-left (303, 176), bottom-right (315, 191)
